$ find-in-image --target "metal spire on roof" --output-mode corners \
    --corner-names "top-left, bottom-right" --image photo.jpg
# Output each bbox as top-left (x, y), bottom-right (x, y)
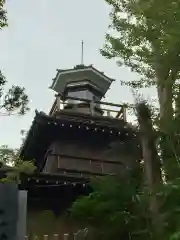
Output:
top-left (81, 40), bottom-right (84, 65)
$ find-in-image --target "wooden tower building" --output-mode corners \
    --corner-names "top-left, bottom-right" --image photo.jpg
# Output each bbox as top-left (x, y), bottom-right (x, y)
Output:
top-left (20, 64), bottom-right (139, 236)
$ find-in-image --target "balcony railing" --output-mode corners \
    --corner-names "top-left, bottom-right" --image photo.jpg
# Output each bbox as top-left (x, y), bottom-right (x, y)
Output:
top-left (25, 228), bottom-right (89, 239)
top-left (50, 95), bottom-right (127, 121)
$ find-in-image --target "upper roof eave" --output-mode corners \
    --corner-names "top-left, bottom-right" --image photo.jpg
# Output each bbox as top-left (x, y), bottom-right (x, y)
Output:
top-left (50, 65), bottom-right (115, 90)
top-left (57, 65), bottom-right (114, 82)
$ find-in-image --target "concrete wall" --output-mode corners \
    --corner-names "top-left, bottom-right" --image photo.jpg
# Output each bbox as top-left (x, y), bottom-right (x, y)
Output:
top-left (0, 183), bottom-right (18, 240)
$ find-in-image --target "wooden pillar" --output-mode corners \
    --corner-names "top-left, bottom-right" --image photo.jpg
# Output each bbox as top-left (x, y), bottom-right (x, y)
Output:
top-left (56, 96), bottom-right (61, 111)
top-left (123, 105), bottom-right (127, 121)
top-left (63, 233), bottom-right (69, 240)
top-left (43, 235), bottom-right (48, 240)
top-left (53, 234), bottom-right (59, 240)
top-left (107, 110), bottom-right (111, 117)
top-left (73, 233), bottom-right (78, 240)
top-left (90, 101), bottom-right (95, 115)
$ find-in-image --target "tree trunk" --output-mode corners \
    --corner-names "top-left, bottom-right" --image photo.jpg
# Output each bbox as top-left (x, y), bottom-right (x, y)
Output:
top-left (157, 70), bottom-right (177, 180)
top-left (136, 102), bottom-right (163, 239)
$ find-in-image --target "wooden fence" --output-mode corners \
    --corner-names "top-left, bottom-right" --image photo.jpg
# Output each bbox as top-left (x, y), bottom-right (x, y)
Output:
top-left (25, 228), bottom-right (89, 240)
top-left (50, 95), bottom-right (127, 121)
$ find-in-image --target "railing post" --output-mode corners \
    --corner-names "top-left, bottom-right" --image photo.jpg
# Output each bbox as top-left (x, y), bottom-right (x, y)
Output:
top-left (107, 110), bottom-right (111, 117)
top-left (53, 233), bottom-right (59, 240)
top-left (43, 234), bottom-right (48, 240)
top-left (90, 101), bottom-right (95, 115)
top-left (56, 95), bottom-right (60, 111)
top-left (101, 163), bottom-right (104, 173)
top-left (63, 233), bottom-right (69, 240)
top-left (73, 232), bottom-right (78, 240)
top-left (123, 105), bottom-right (127, 121)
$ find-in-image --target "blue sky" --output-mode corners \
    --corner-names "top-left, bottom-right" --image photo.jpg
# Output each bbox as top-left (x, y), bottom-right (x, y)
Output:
top-left (0, 0), bottom-right (155, 148)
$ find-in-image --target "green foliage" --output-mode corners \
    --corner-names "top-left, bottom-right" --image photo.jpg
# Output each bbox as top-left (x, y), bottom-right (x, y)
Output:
top-left (0, 1), bottom-right (29, 116)
top-left (71, 176), bottom-right (180, 239)
top-left (0, 0), bottom-right (7, 29)
top-left (0, 145), bottom-right (17, 165)
top-left (157, 178), bottom-right (180, 239)
top-left (101, 0), bottom-right (180, 89)
top-left (101, 0), bottom-right (180, 180)
top-left (71, 176), bottom-right (151, 240)
top-left (0, 159), bottom-right (36, 183)
top-left (0, 78), bottom-right (29, 116)
top-left (70, 4), bottom-right (180, 233)
top-left (5, 160), bottom-right (36, 183)
top-left (0, 145), bottom-right (36, 183)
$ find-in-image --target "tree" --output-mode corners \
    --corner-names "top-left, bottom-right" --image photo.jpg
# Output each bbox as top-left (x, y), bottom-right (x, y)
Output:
top-left (0, 0), bottom-right (7, 30)
top-left (101, 0), bottom-right (180, 179)
top-left (0, 1), bottom-right (29, 116)
top-left (0, 67), bottom-right (29, 116)
top-left (71, 175), bottom-right (150, 240)
top-left (136, 101), bottom-right (163, 239)
top-left (0, 145), bottom-right (36, 183)
top-left (71, 175), bottom-right (180, 240)
top-left (0, 145), bottom-right (18, 165)
top-left (70, 102), bottom-right (180, 239)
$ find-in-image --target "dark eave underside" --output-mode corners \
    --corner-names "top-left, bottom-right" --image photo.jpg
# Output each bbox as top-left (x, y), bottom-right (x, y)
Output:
top-left (20, 111), bottom-right (138, 166)
top-left (19, 172), bottom-right (92, 213)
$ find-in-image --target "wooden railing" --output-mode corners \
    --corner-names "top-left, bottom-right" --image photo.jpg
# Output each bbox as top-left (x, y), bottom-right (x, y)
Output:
top-left (49, 95), bottom-right (127, 121)
top-left (25, 228), bottom-right (89, 240)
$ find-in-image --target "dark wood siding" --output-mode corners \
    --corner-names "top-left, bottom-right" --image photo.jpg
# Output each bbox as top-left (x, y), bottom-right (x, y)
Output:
top-left (43, 139), bottom-right (138, 176)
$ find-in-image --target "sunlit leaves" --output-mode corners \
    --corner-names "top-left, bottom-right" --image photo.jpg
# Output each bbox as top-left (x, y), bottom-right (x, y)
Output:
top-left (0, 145), bottom-right (17, 165)
top-left (0, 1), bottom-right (29, 116)
top-left (6, 160), bottom-right (36, 183)
top-left (102, 0), bottom-right (180, 89)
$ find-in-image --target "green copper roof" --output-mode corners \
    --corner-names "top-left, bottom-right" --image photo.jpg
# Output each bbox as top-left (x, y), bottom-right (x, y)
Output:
top-left (50, 65), bottom-right (114, 96)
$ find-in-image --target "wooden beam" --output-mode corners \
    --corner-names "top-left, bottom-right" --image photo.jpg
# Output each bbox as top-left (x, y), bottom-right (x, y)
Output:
top-left (56, 94), bottom-right (126, 108)
top-left (48, 153), bottom-right (124, 165)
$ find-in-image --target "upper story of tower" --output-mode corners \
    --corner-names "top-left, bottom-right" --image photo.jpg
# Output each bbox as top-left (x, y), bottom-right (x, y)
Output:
top-left (51, 64), bottom-right (114, 97)
top-left (49, 64), bottom-right (127, 120)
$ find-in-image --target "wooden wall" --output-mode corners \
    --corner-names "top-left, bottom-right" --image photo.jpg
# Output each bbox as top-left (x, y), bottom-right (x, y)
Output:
top-left (43, 138), bottom-right (138, 176)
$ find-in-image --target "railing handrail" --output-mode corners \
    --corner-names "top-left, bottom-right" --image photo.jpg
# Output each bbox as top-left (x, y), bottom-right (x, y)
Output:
top-left (49, 152), bottom-right (124, 165)
top-left (49, 94), bottom-right (128, 121)
top-left (56, 94), bottom-right (127, 108)
top-left (25, 228), bottom-right (90, 239)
